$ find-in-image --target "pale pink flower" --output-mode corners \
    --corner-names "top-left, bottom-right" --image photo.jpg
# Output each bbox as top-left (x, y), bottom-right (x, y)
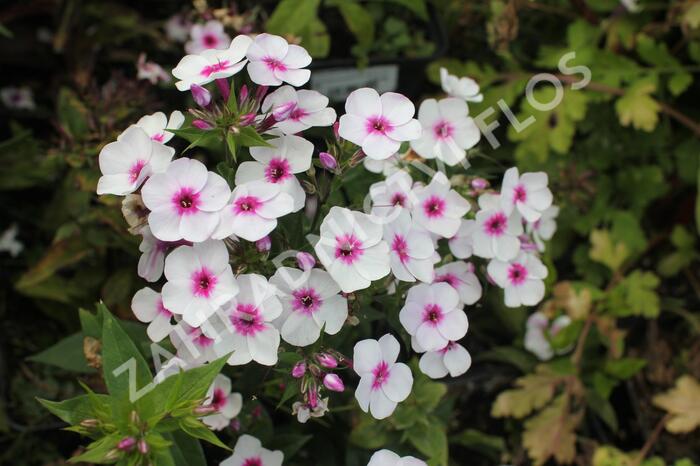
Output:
top-left (524, 311), bottom-right (572, 360)
top-left (270, 267), bottom-right (348, 346)
top-left (323, 373), bottom-right (345, 392)
top-left (439, 68), bottom-right (483, 102)
top-left (487, 251), bottom-right (548, 307)
top-left (130, 111), bottom-right (185, 144)
top-left (165, 14), bottom-right (191, 43)
top-left (292, 397), bottom-right (328, 423)
top-left (173, 35), bottom-right (252, 91)
top-left (384, 210), bottom-right (435, 283)
top-left (261, 86), bottom-right (336, 134)
top-left (370, 170), bottom-right (414, 219)
top-left (137, 226), bottom-right (189, 283)
top-left (527, 205), bottom-right (559, 252)
top-left (313, 207), bottom-right (391, 293)
top-left (353, 334), bottom-right (413, 419)
top-left (235, 135), bottom-right (313, 212)
top-left (338, 88), bottom-right (421, 160)
top-left (137, 54), bottom-right (171, 84)
top-left (448, 219), bottom-right (477, 259)
top-left (185, 20), bottom-right (231, 54)
top-left (161, 240), bottom-right (238, 327)
top-left (170, 322), bottom-right (221, 365)
top-left (399, 282), bottom-right (468, 351)
top-left (201, 374), bottom-right (243, 431)
top-left (411, 172), bottom-right (470, 238)
top-left (141, 158), bottom-right (231, 242)
top-left (417, 341), bottom-right (472, 379)
top-left (97, 127), bottom-right (174, 196)
top-left (364, 153), bottom-right (401, 176)
top-left (410, 97), bottom-right (480, 166)
top-left (220, 435), bottom-right (283, 466)
top-left (368, 449), bottom-right (427, 466)
top-left (213, 180), bottom-right (294, 242)
top-left (500, 167), bottom-right (553, 223)
top-left (131, 287), bottom-right (175, 342)
top-left (246, 33), bottom-right (311, 86)
top-left (433, 261), bottom-right (482, 306)
top-left (472, 193), bottom-right (522, 261)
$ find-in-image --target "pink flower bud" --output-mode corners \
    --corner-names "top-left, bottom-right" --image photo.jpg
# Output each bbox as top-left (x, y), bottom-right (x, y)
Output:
top-left (296, 252), bottom-right (316, 271)
top-left (117, 437), bottom-right (136, 451)
top-left (239, 84), bottom-right (249, 105)
top-left (307, 387), bottom-right (319, 408)
top-left (323, 373), bottom-right (345, 392)
top-left (192, 119), bottom-right (214, 130)
top-left (137, 439), bottom-right (149, 455)
top-left (292, 360), bottom-right (306, 378)
top-left (471, 177), bottom-right (489, 190)
top-left (332, 121), bottom-right (340, 139)
top-left (316, 353), bottom-right (337, 368)
top-left (256, 235), bottom-right (271, 252)
top-left (190, 84), bottom-right (211, 107)
top-left (319, 152), bottom-right (337, 170)
top-left (239, 113), bottom-right (257, 127)
top-left (231, 418), bottom-right (241, 431)
top-left (194, 404), bottom-right (218, 415)
top-left (255, 85), bottom-right (269, 102)
top-left (272, 101), bottom-right (296, 121)
top-left (215, 78), bottom-right (230, 101)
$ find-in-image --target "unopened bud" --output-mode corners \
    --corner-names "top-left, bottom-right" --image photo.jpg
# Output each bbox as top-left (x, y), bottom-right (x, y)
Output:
top-left (319, 152), bottom-right (337, 170)
top-left (79, 418), bottom-right (100, 428)
top-left (323, 373), bottom-right (345, 392)
top-left (292, 360), bottom-right (306, 378)
top-left (239, 84), bottom-right (249, 105)
top-left (118, 436), bottom-right (137, 451)
top-left (471, 177), bottom-right (489, 190)
top-left (296, 252), bottom-right (316, 271)
top-left (316, 353), bottom-right (337, 369)
top-left (137, 439), bottom-right (149, 455)
top-left (332, 121), bottom-right (340, 140)
top-left (239, 113), bottom-right (256, 127)
top-left (190, 84), bottom-right (211, 107)
top-left (255, 85), bottom-right (269, 102)
top-left (192, 119), bottom-right (214, 130)
top-left (255, 235), bottom-right (271, 252)
top-left (194, 404), bottom-right (218, 415)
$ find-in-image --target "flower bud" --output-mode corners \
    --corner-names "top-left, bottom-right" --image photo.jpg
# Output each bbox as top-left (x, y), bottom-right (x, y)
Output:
top-left (255, 85), bottom-right (269, 102)
top-left (316, 353), bottom-right (337, 369)
top-left (471, 177), bottom-right (489, 190)
top-left (80, 418), bottom-right (100, 428)
top-left (239, 84), bottom-right (249, 106)
top-left (296, 252), bottom-right (316, 271)
top-left (292, 360), bottom-right (306, 378)
top-left (323, 373), bottom-right (345, 392)
top-left (255, 235), bottom-right (271, 252)
top-left (272, 101), bottom-right (296, 121)
top-left (194, 404), bottom-right (218, 415)
top-left (332, 121), bottom-right (340, 140)
top-left (137, 439), bottom-right (149, 455)
top-left (319, 152), bottom-right (337, 170)
top-left (307, 386), bottom-right (319, 408)
top-left (190, 84), bottom-right (211, 107)
top-left (118, 436), bottom-right (137, 451)
top-left (192, 119), bottom-right (214, 130)
top-left (239, 113), bottom-right (256, 127)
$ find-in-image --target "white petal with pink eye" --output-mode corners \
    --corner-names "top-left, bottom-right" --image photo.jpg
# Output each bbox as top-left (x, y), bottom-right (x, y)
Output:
top-left (449, 219), bottom-right (476, 259)
top-left (185, 20), bottom-right (230, 54)
top-left (487, 252), bottom-right (548, 308)
top-left (368, 449), bottom-right (428, 466)
top-left (411, 172), bottom-right (469, 238)
top-left (132, 287), bottom-right (175, 342)
top-left (247, 326), bottom-right (280, 365)
top-left (137, 227), bottom-right (167, 283)
top-left (434, 261), bottom-right (482, 306)
top-left (419, 350), bottom-right (449, 378)
top-left (382, 362), bottom-right (412, 402)
top-left (500, 167), bottom-right (553, 222)
top-left (352, 338), bottom-right (382, 374)
top-left (378, 333), bottom-right (401, 364)
top-left (442, 342), bottom-right (471, 377)
top-left (384, 210), bottom-right (436, 283)
top-left (220, 434), bottom-right (283, 466)
top-left (472, 195), bottom-right (523, 261)
top-left (175, 34), bottom-right (251, 90)
top-left (369, 388), bottom-right (397, 419)
top-left (355, 376), bottom-right (373, 412)
top-left (245, 33), bottom-right (311, 86)
top-left (370, 169), bottom-right (414, 218)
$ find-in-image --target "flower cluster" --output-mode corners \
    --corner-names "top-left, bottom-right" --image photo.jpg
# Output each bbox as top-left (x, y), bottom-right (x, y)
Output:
top-left (97, 29), bottom-right (558, 461)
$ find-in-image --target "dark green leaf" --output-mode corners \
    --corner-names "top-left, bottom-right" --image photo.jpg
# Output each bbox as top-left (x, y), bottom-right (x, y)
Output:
top-left (28, 332), bottom-right (94, 373)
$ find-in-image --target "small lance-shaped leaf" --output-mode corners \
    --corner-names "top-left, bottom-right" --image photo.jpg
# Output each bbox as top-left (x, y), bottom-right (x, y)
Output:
top-left (615, 80), bottom-right (661, 132)
top-left (522, 395), bottom-right (582, 466)
top-left (406, 417), bottom-right (449, 466)
top-left (57, 87), bottom-right (90, 141)
top-left (68, 433), bottom-right (121, 464)
top-left (236, 126), bottom-right (272, 148)
top-left (653, 375), bottom-right (700, 433)
top-left (28, 332), bottom-right (94, 373)
top-left (38, 393), bottom-right (110, 425)
top-left (589, 229), bottom-right (628, 272)
top-left (491, 365), bottom-right (563, 419)
top-left (178, 417), bottom-right (231, 451)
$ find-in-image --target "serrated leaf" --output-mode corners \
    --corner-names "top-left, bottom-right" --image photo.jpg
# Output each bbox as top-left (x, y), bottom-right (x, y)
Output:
top-left (589, 229), bottom-right (628, 272)
top-left (607, 270), bottom-right (660, 318)
top-left (522, 395), bottom-right (581, 465)
top-left (653, 375), bottom-right (700, 433)
top-left (491, 365), bottom-right (563, 418)
top-left (615, 80), bottom-right (660, 132)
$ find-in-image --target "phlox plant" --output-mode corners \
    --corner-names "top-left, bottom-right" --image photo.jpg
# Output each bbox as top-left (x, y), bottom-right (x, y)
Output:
top-left (42, 32), bottom-right (557, 466)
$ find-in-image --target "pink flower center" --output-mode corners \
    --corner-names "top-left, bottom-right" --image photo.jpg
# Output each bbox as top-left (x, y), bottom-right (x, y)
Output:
top-left (157, 299), bottom-right (173, 318)
top-left (200, 60), bottom-right (231, 77)
top-left (366, 116), bottom-right (393, 135)
top-left (264, 158), bottom-right (291, 183)
top-left (422, 304), bottom-right (444, 326)
top-left (151, 133), bottom-right (165, 143)
top-left (242, 458), bottom-right (262, 466)
top-left (191, 267), bottom-right (218, 298)
top-left (507, 263), bottom-right (528, 285)
top-left (193, 333), bottom-right (214, 348)
top-left (422, 195), bottom-right (446, 218)
top-left (172, 188), bottom-right (201, 216)
top-left (129, 160), bottom-right (147, 184)
top-left (440, 341), bottom-right (456, 354)
top-left (289, 107), bottom-right (309, 121)
top-left (390, 192), bottom-right (406, 207)
top-left (211, 388), bottom-right (226, 409)
top-left (233, 195), bottom-right (262, 215)
top-left (203, 34), bottom-right (218, 48)
top-left (433, 120), bottom-right (454, 140)
top-left (485, 212), bottom-right (507, 236)
top-left (434, 273), bottom-right (458, 288)
top-left (371, 361), bottom-right (390, 390)
top-left (291, 287), bottom-right (322, 314)
top-left (391, 234), bottom-right (410, 264)
top-left (513, 185), bottom-right (527, 203)
top-left (230, 303), bottom-right (265, 336)
top-left (263, 57), bottom-right (287, 72)
top-left (334, 234), bottom-right (364, 265)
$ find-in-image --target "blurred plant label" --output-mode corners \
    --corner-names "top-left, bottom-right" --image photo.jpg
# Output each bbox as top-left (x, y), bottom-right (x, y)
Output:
top-left (311, 65), bottom-right (399, 102)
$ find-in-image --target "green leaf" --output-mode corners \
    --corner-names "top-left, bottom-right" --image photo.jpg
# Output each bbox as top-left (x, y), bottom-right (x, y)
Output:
top-left (57, 88), bottom-right (90, 140)
top-left (476, 346), bottom-right (537, 373)
top-left (385, 0), bottom-right (429, 20)
top-left (450, 429), bottom-right (505, 461)
top-left (268, 433), bottom-right (313, 460)
top-left (298, 19), bottom-right (330, 58)
top-left (349, 415), bottom-right (389, 450)
top-left (38, 394), bottom-right (109, 424)
top-left (615, 80), bottom-right (660, 132)
top-left (697, 163), bottom-right (700, 234)
top-left (606, 271), bottom-right (660, 318)
top-left (585, 389), bottom-right (618, 432)
top-left (266, 0), bottom-right (320, 36)
top-left (589, 229), bottom-right (628, 272)
top-left (331, 0), bottom-right (375, 56)
top-left (178, 418), bottom-right (231, 451)
top-left (68, 434), bottom-right (120, 464)
top-left (28, 332), bottom-right (94, 373)
top-left (236, 127), bottom-right (271, 148)
top-left (406, 417), bottom-right (448, 465)
top-left (604, 358), bottom-right (647, 379)
top-left (165, 431), bottom-right (206, 466)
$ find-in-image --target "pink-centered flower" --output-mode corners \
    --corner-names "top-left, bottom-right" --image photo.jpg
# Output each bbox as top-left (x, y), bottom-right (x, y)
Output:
top-left (411, 172), bottom-right (470, 238)
top-left (526, 205), bottom-right (559, 252)
top-left (439, 68), bottom-right (483, 103)
top-left (212, 274), bottom-right (282, 366)
top-left (185, 20), bottom-right (231, 54)
top-left (170, 322), bottom-right (221, 365)
top-left (338, 88), bottom-right (421, 160)
top-left (364, 153), bottom-right (401, 176)
top-left (0, 86), bottom-right (35, 110)
top-left (500, 167), bottom-right (553, 223)
top-left (141, 158), bottom-right (231, 242)
top-left (448, 219), bottom-right (477, 259)
top-left (524, 311), bottom-right (572, 361)
top-left (128, 111), bottom-right (185, 144)
top-left (314, 207), bottom-right (391, 293)
top-left (165, 14), bottom-right (190, 43)
top-left (368, 450), bottom-right (427, 466)
top-left (261, 86), bottom-right (336, 134)
top-left (235, 135), bottom-right (313, 212)
top-left (173, 34), bottom-right (252, 91)
top-left (353, 334), bottom-right (413, 420)
top-left (214, 180), bottom-right (294, 241)
top-left (137, 54), bottom-right (171, 85)
top-left (410, 97), bottom-right (480, 166)
top-left (433, 261), bottom-right (482, 306)
top-left (472, 193), bottom-right (523, 261)
top-left (131, 287), bottom-right (175, 342)
top-left (200, 374), bottom-right (243, 431)
top-left (399, 282), bottom-right (468, 351)
top-left (161, 240), bottom-right (238, 327)
top-left (370, 170), bottom-right (414, 219)
top-left (270, 267), bottom-right (348, 346)
top-left (220, 435), bottom-right (283, 466)
top-left (383, 210), bottom-right (435, 283)
top-left (97, 127), bottom-right (174, 196)
top-left (137, 226), bottom-right (188, 283)
top-left (417, 341), bottom-right (472, 379)
top-left (487, 251), bottom-right (548, 308)
top-left (246, 33), bottom-right (311, 86)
